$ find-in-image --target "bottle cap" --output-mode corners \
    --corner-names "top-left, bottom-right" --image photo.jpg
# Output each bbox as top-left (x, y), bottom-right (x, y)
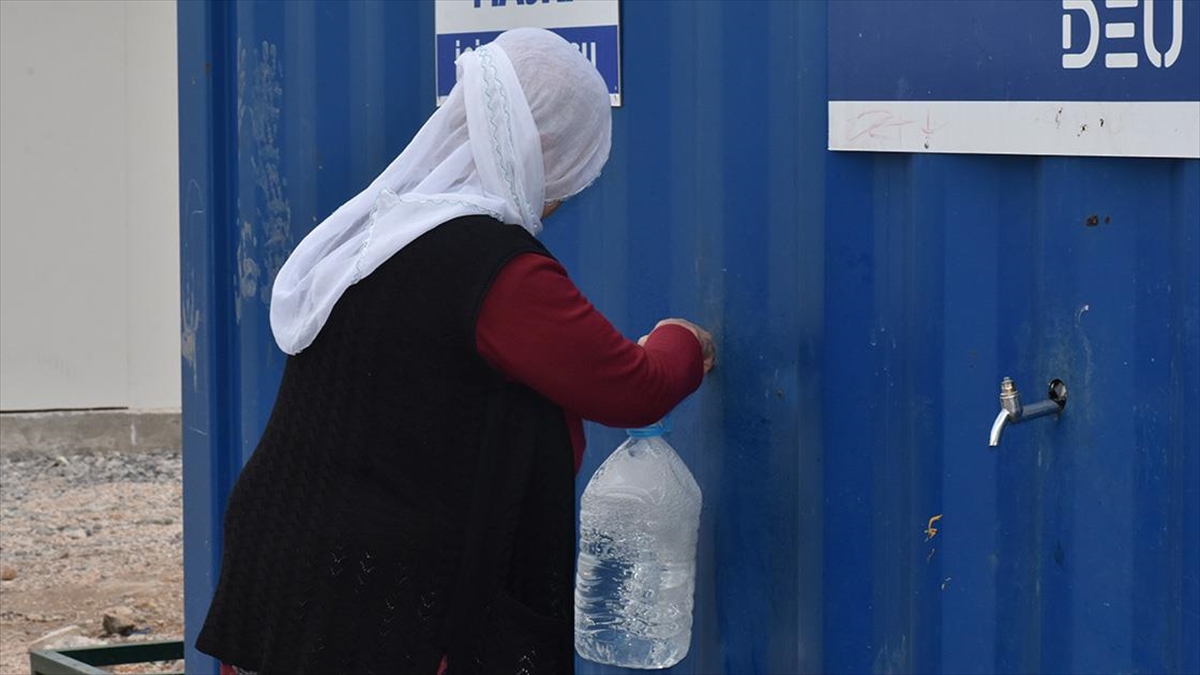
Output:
top-left (626, 416), bottom-right (671, 438)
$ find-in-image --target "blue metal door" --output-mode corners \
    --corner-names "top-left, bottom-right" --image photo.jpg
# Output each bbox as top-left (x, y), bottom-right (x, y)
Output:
top-left (179, 2), bottom-right (1199, 674)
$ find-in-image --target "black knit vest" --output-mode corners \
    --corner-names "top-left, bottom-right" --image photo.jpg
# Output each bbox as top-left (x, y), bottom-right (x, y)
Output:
top-left (196, 216), bottom-right (576, 675)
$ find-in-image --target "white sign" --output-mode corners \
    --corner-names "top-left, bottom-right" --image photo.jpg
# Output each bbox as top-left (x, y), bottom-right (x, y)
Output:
top-left (435, 0), bottom-right (622, 106)
top-left (829, 0), bottom-right (1199, 159)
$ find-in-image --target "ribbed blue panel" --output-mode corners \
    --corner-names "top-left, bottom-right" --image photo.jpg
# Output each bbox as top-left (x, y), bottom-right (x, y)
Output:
top-left (180, 2), bottom-right (1199, 674)
top-left (179, 2), bottom-right (435, 672)
top-left (823, 154), bottom-right (1200, 675)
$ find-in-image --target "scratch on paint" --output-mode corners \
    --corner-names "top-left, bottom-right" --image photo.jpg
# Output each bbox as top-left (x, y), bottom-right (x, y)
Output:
top-left (941, 576), bottom-right (952, 591)
top-left (1075, 303), bottom-right (1090, 326)
top-left (871, 634), bottom-right (908, 675)
top-left (235, 220), bottom-right (260, 323)
top-left (237, 38), bottom-right (292, 317)
top-left (181, 285), bottom-right (201, 391)
top-left (924, 514), bottom-right (942, 542)
top-left (181, 179), bottom-right (205, 392)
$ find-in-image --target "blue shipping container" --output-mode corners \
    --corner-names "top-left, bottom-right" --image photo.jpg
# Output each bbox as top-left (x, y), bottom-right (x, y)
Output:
top-left (179, 1), bottom-right (1199, 673)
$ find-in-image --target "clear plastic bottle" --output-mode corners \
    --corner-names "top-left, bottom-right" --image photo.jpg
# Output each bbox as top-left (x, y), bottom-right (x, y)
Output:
top-left (575, 419), bottom-right (702, 669)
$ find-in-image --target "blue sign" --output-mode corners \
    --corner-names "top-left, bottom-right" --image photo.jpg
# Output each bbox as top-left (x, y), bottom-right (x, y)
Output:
top-left (435, 0), bottom-right (622, 105)
top-left (436, 25), bottom-right (620, 98)
top-left (828, 0), bottom-right (1200, 157)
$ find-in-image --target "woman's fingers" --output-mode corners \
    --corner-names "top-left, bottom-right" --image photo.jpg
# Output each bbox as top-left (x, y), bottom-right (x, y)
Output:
top-left (651, 319), bottom-right (716, 374)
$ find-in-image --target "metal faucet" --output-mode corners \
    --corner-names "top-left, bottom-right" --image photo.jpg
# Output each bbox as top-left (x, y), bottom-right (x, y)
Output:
top-left (988, 377), bottom-right (1067, 447)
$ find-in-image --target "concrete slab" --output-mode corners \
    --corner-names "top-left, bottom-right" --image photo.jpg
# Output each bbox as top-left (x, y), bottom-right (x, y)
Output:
top-left (0, 409), bottom-right (180, 458)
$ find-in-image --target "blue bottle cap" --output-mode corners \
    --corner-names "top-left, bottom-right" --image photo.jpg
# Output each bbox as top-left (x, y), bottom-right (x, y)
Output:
top-left (626, 416), bottom-right (671, 438)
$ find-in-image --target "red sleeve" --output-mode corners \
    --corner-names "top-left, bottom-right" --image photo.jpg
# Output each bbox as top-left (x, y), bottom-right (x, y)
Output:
top-left (476, 253), bottom-right (705, 429)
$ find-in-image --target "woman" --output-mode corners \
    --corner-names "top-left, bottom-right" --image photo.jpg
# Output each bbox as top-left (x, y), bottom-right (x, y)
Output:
top-left (197, 28), bottom-right (715, 675)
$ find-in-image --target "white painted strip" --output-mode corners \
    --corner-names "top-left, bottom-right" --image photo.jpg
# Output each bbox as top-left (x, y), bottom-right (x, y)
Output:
top-left (1105, 0), bottom-right (1138, 8)
top-left (1106, 52), bottom-right (1140, 68)
top-left (828, 100), bottom-right (1200, 158)
top-left (1105, 22), bottom-right (1136, 38)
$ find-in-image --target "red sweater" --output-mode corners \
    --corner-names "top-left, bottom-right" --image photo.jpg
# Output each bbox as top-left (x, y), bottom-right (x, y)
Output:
top-left (475, 253), bottom-right (705, 472)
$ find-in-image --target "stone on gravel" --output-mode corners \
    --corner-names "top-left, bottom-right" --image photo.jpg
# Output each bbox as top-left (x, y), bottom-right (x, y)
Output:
top-left (102, 607), bottom-right (137, 636)
top-left (0, 567), bottom-right (15, 581)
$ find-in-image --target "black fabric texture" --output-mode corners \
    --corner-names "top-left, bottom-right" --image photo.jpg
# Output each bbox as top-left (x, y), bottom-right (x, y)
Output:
top-left (195, 216), bottom-right (575, 675)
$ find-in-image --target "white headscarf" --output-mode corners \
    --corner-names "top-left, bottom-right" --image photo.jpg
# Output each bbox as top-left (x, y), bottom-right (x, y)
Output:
top-left (270, 28), bottom-right (612, 355)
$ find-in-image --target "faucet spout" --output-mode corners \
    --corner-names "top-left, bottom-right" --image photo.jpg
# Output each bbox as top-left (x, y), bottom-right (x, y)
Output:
top-left (989, 409), bottom-right (1011, 447)
top-left (987, 377), bottom-right (1067, 447)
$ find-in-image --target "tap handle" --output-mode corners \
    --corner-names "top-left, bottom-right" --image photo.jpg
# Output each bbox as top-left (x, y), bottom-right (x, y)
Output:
top-left (1000, 377), bottom-right (1021, 415)
top-left (1048, 379), bottom-right (1067, 409)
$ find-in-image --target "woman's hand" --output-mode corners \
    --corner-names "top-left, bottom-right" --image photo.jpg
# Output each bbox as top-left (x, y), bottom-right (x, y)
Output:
top-left (638, 318), bottom-right (716, 374)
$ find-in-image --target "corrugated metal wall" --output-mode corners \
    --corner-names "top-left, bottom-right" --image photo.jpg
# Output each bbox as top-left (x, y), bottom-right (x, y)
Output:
top-left (822, 152), bottom-right (1199, 675)
top-left (179, 2), bottom-right (1199, 673)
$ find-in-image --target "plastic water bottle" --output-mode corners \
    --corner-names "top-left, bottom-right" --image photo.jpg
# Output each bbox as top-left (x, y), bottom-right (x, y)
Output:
top-left (575, 419), bottom-right (702, 669)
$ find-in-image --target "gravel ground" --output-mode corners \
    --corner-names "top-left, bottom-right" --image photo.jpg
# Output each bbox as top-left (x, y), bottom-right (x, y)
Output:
top-left (0, 450), bottom-right (183, 675)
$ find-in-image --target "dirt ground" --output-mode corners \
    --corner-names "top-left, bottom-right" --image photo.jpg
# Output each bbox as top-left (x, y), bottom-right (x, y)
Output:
top-left (0, 451), bottom-right (183, 675)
